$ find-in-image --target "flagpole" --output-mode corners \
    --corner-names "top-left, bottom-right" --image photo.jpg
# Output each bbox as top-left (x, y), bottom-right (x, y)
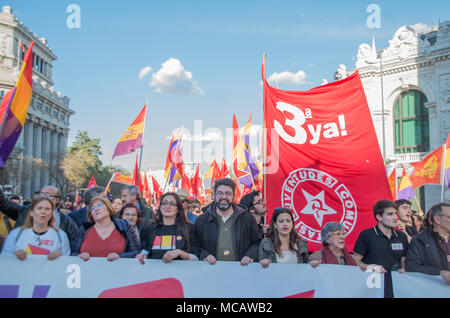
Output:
top-left (104, 172), bottom-right (116, 195)
top-left (262, 54), bottom-right (267, 207)
top-left (441, 144), bottom-right (445, 202)
top-left (138, 100), bottom-right (148, 185)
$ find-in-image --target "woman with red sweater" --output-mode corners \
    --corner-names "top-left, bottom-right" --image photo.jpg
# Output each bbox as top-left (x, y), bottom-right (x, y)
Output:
top-left (71, 197), bottom-right (140, 261)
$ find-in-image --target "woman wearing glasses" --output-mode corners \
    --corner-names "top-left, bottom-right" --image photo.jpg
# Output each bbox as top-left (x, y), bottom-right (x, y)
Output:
top-left (119, 203), bottom-right (142, 238)
top-left (2, 197), bottom-right (70, 260)
top-left (308, 221), bottom-right (365, 269)
top-left (258, 208), bottom-right (309, 268)
top-left (136, 192), bottom-right (200, 264)
top-left (71, 197), bottom-right (140, 261)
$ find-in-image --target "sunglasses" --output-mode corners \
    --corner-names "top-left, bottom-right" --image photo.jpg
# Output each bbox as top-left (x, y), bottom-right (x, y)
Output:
top-left (90, 202), bottom-right (104, 211)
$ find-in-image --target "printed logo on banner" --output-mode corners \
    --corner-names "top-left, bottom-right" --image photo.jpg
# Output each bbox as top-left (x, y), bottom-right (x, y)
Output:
top-left (281, 168), bottom-right (357, 243)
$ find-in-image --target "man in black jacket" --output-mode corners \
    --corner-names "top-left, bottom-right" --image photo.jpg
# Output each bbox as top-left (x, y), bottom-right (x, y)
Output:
top-left (406, 203), bottom-right (450, 285)
top-left (194, 178), bottom-right (261, 266)
top-left (0, 186), bottom-right (78, 245)
top-left (121, 185), bottom-right (154, 226)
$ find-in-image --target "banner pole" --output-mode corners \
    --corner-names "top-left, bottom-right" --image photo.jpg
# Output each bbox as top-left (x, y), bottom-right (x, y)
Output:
top-left (441, 144), bottom-right (445, 202)
top-left (262, 54), bottom-right (267, 210)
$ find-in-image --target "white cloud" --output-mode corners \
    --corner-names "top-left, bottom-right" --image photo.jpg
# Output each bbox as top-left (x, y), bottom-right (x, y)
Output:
top-left (267, 70), bottom-right (308, 86)
top-left (410, 23), bottom-right (437, 34)
top-left (138, 66), bottom-right (152, 79)
top-left (150, 58), bottom-right (204, 95)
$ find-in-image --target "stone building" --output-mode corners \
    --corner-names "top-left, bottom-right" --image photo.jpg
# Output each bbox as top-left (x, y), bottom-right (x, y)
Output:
top-left (340, 21), bottom-right (450, 210)
top-left (0, 6), bottom-right (74, 199)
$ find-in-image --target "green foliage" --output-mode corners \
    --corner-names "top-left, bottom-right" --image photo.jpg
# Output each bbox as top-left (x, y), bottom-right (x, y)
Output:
top-left (62, 130), bottom-right (131, 188)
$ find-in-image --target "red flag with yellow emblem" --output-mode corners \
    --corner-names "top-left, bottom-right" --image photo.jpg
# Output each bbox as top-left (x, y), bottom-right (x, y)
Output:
top-left (410, 146), bottom-right (444, 189)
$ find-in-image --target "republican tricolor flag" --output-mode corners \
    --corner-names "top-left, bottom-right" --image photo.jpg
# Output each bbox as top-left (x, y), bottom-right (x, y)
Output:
top-left (112, 104), bottom-right (147, 159)
top-left (398, 166), bottom-right (415, 200)
top-left (0, 41), bottom-right (34, 166)
top-left (444, 134), bottom-right (450, 189)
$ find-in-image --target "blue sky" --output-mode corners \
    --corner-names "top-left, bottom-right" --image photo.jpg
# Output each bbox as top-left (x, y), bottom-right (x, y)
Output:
top-left (5, 0), bottom-right (449, 173)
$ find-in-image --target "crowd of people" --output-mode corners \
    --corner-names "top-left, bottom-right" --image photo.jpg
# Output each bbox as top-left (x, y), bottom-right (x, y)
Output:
top-left (0, 178), bottom-right (449, 297)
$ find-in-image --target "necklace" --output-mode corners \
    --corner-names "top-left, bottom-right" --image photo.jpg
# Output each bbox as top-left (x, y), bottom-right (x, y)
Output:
top-left (95, 223), bottom-right (114, 239)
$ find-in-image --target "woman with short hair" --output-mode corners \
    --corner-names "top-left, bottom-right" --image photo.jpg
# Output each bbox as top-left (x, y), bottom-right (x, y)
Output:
top-left (136, 192), bottom-right (200, 264)
top-left (308, 221), bottom-right (366, 270)
top-left (118, 203), bottom-right (143, 240)
top-left (2, 197), bottom-right (70, 260)
top-left (71, 197), bottom-right (140, 262)
top-left (258, 207), bottom-right (308, 268)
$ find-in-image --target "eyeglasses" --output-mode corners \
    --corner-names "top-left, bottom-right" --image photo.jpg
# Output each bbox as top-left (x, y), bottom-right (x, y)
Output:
top-left (329, 230), bottom-right (347, 237)
top-left (253, 199), bottom-right (264, 206)
top-left (90, 202), bottom-right (104, 211)
top-left (439, 214), bottom-right (450, 219)
top-left (161, 201), bottom-right (177, 207)
top-left (123, 212), bottom-right (137, 218)
top-left (216, 191), bottom-right (233, 198)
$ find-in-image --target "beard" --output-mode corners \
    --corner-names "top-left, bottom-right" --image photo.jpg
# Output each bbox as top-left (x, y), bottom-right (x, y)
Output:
top-left (216, 199), bottom-right (232, 211)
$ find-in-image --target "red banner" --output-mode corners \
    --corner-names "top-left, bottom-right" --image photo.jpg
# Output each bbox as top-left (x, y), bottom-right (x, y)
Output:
top-left (262, 65), bottom-right (391, 252)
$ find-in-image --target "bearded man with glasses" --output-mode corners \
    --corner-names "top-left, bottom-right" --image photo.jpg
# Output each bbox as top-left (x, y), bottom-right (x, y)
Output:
top-left (194, 178), bottom-right (262, 266)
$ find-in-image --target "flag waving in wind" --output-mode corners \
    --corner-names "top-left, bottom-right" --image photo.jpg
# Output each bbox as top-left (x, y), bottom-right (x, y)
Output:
top-left (0, 41), bottom-right (34, 166)
top-left (398, 166), bottom-right (415, 200)
top-left (262, 55), bottom-right (391, 252)
top-left (445, 134), bottom-right (450, 189)
top-left (112, 104), bottom-right (147, 159)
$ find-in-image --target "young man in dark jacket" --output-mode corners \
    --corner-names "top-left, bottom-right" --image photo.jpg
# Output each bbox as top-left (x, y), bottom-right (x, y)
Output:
top-left (194, 178), bottom-right (262, 266)
top-left (406, 203), bottom-right (450, 285)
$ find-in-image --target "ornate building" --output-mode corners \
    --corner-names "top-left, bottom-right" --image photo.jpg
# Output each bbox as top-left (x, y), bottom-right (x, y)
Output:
top-left (0, 6), bottom-right (74, 199)
top-left (340, 21), bottom-right (450, 210)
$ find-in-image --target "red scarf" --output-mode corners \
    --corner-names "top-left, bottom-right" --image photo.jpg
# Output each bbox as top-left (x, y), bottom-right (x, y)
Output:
top-left (321, 246), bottom-right (356, 266)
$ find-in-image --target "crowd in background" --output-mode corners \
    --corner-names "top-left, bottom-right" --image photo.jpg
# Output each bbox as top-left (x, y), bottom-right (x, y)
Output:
top-left (0, 178), bottom-right (448, 298)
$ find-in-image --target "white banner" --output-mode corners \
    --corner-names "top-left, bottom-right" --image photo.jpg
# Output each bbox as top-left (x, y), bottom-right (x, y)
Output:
top-left (392, 272), bottom-right (450, 298)
top-left (0, 254), bottom-right (383, 298)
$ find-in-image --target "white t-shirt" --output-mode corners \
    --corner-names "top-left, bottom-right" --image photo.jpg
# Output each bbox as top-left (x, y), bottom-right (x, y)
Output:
top-left (276, 250), bottom-right (298, 264)
top-left (1, 227), bottom-right (70, 256)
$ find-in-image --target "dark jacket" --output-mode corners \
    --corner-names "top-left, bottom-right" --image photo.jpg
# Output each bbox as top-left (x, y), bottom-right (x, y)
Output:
top-left (258, 238), bottom-right (309, 263)
top-left (406, 227), bottom-right (449, 275)
top-left (194, 202), bottom-right (262, 261)
top-left (138, 199), bottom-right (155, 226)
top-left (0, 188), bottom-right (78, 245)
top-left (142, 222), bottom-right (201, 259)
top-left (71, 218), bottom-right (141, 258)
top-left (68, 207), bottom-right (89, 228)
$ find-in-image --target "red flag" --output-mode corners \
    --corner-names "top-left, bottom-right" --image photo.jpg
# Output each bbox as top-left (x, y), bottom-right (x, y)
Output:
top-left (143, 174), bottom-right (151, 203)
top-left (220, 158), bottom-right (229, 178)
top-left (181, 169), bottom-right (191, 193)
top-left (132, 155), bottom-right (139, 186)
top-left (262, 59), bottom-right (390, 252)
top-left (212, 159), bottom-right (220, 181)
top-left (233, 178), bottom-right (241, 203)
top-left (409, 146), bottom-right (444, 189)
top-left (190, 164), bottom-right (200, 199)
top-left (151, 176), bottom-right (163, 203)
top-left (87, 175), bottom-right (97, 189)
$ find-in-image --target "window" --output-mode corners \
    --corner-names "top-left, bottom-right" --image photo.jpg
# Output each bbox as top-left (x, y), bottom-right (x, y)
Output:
top-left (394, 90), bottom-right (430, 154)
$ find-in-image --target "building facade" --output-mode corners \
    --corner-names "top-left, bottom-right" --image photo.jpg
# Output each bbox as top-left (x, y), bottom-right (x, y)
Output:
top-left (340, 21), bottom-right (450, 210)
top-left (0, 6), bottom-right (74, 199)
